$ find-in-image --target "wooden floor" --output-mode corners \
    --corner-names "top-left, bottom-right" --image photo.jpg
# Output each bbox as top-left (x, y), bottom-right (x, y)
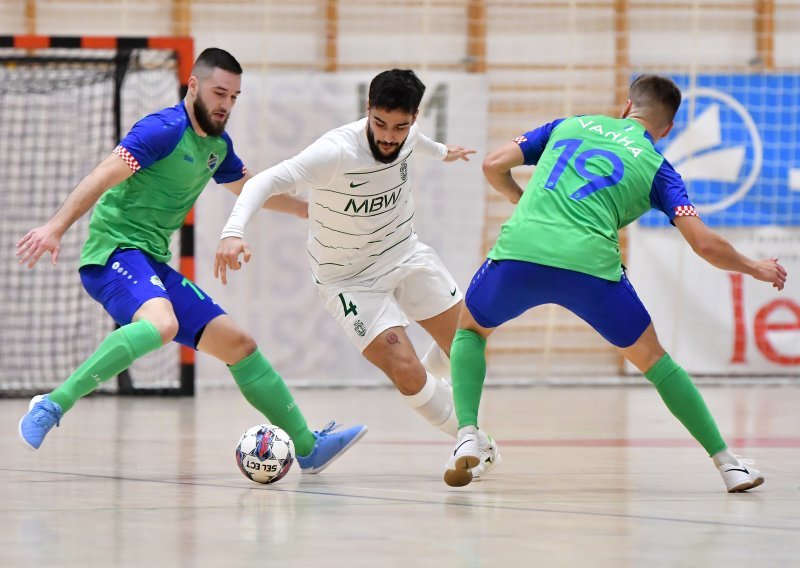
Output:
top-left (2, 384), bottom-right (799, 567)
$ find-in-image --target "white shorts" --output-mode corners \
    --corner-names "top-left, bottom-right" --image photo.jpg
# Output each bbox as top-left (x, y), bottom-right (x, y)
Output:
top-left (316, 240), bottom-right (463, 352)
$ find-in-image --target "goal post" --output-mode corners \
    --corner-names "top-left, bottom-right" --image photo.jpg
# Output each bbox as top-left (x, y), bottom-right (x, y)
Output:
top-left (0, 35), bottom-right (195, 397)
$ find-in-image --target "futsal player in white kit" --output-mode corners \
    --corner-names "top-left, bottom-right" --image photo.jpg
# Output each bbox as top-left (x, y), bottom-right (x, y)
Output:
top-left (215, 69), bottom-right (500, 478)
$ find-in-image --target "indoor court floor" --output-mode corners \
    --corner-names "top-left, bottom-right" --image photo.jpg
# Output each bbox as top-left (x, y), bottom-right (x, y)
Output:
top-left (1, 384), bottom-right (799, 567)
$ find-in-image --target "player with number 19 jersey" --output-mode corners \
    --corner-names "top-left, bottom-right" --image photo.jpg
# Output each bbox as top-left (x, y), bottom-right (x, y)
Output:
top-left (490, 115), bottom-right (697, 282)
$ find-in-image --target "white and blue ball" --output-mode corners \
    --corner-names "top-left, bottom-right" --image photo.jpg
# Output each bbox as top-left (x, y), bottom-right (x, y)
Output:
top-left (235, 424), bottom-right (295, 484)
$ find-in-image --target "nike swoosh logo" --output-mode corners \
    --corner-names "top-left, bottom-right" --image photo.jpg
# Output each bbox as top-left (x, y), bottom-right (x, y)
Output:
top-left (349, 181), bottom-right (369, 188)
top-left (450, 288), bottom-right (457, 296)
top-left (453, 440), bottom-right (471, 455)
top-left (725, 467), bottom-right (750, 474)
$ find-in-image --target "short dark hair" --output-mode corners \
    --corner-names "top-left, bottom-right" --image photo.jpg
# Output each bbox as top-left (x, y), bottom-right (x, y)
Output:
top-left (628, 74), bottom-right (682, 124)
top-left (192, 48), bottom-right (243, 77)
top-left (368, 69), bottom-right (426, 114)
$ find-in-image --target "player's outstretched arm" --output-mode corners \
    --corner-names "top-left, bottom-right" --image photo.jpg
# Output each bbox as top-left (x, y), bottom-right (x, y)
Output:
top-left (219, 163), bottom-right (300, 242)
top-left (216, 142), bottom-right (332, 281)
top-left (223, 174), bottom-right (308, 219)
top-left (443, 145), bottom-right (477, 162)
top-left (16, 153), bottom-right (133, 268)
top-left (482, 141), bottom-right (526, 204)
top-left (214, 237), bottom-right (252, 286)
top-left (674, 215), bottom-right (787, 290)
top-left (261, 195), bottom-right (309, 219)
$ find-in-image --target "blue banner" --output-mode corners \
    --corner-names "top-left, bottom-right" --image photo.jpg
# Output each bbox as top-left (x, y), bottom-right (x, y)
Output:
top-left (639, 74), bottom-right (800, 227)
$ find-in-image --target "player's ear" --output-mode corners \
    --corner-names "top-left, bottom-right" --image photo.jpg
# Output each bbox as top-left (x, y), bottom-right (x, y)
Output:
top-left (661, 120), bottom-right (674, 139)
top-left (411, 109), bottom-right (419, 124)
top-left (620, 99), bottom-right (632, 118)
top-left (187, 75), bottom-right (199, 98)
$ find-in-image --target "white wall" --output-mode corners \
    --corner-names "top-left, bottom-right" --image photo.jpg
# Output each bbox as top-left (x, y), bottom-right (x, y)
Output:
top-left (3, 0), bottom-right (799, 381)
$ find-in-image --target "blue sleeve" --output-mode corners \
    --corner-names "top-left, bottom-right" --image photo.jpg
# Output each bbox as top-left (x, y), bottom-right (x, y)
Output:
top-left (212, 133), bottom-right (246, 184)
top-left (514, 118), bottom-right (565, 165)
top-left (649, 159), bottom-right (698, 224)
top-left (117, 105), bottom-right (187, 170)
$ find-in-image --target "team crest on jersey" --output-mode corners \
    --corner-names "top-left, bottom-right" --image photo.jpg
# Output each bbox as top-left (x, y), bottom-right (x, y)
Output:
top-left (150, 275), bottom-right (166, 291)
top-left (207, 152), bottom-right (219, 171)
top-left (400, 160), bottom-right (408, 182)
top-left (353, 320), bottom-right (366, 337)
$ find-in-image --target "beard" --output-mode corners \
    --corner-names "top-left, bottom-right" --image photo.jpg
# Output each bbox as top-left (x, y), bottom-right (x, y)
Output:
top-left (193, 94), bottom-right (228, 137)
top-left (366, 124), bottom-right (406, 164)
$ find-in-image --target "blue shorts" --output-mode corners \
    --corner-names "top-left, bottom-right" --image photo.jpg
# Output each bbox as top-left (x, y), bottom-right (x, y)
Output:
top-left (465, 259), bottom-right (651, 348)
top-left (79, 249), bottom-right (226, 349)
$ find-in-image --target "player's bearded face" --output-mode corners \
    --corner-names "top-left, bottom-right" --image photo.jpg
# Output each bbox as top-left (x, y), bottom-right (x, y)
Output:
top-left (191, 69), bottom-right (240, 137)
top-left (366, 108), bottom-right (415, 164)
top-left (194, 92), bottom-right (228, 137)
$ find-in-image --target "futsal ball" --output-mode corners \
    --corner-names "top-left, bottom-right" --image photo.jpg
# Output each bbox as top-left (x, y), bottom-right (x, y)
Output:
top-left (235, 424), bottom-right (295, 484)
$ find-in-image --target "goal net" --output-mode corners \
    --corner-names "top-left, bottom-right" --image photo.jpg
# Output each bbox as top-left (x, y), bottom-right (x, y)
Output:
top-left (0, 39), bottom-right (193, 396)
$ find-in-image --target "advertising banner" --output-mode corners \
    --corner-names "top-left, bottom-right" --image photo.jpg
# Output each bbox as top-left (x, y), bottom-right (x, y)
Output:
top-left (631, 74), bottom-right (799, 375)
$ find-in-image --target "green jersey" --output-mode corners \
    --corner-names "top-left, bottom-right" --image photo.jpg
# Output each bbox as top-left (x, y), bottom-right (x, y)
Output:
top-left (489, 115), bottom-right (696, 281)
top-left (80, 101), bottom-right (245, 267)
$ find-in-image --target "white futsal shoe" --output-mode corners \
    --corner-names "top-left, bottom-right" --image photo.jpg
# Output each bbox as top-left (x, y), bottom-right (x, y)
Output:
top-left (718, 456), bottom-right (765, 493)
top-left (443, 431), bottom-right (480, 487)
top-left (471, 431), bottom-right (502, 481)
top-left (444, 429), bottom-right (502, 487)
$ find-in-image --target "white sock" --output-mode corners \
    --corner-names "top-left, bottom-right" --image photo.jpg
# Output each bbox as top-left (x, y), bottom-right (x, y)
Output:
top-left (712, 448), bottom-right (739, 468)
top-left (403, 372), bottom-right (458, 437)
top-left (421, 342), bottom-right (450, 382)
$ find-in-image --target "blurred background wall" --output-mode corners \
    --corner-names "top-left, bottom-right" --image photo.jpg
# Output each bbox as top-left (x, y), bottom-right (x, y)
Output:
top-left (2, 1), bottom-right (798, 386)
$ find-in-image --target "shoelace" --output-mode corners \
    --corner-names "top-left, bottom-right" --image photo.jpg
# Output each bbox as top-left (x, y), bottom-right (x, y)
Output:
top-left (315, 421), bottom-right (340, 438)
top-left (33, 404), bottom-right (60, 428)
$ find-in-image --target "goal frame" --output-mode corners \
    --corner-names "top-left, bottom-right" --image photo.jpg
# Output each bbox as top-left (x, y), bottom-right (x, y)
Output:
top-left (0, 35), bottom-right (196, 396)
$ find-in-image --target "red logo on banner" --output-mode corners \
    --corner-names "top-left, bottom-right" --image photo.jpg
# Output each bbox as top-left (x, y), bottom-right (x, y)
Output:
top-left (730, 273), bottom-right (800, 365)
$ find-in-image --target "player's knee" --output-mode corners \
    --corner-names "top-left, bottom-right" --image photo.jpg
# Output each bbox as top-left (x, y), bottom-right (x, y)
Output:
top-left (384, 356), bottom-right (427, 395)
top-left (621, 326), bottom-right (666, 373)
top-left (150, 317), bottom-right (179, 344)
top-left (238, 332), bottom-right (258, 357)
top-left (228, 328), bottom-right (258, 360)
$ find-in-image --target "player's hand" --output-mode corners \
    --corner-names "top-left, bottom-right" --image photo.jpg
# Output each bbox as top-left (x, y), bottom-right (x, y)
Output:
top-left (444, 145), bottom-right (477, 162)
top-left (16, 223), bottom-right (63, 268)
top-left (752, 257), bottom-right (787, 291)
top-left (214, 236), bottom-right (252, 285)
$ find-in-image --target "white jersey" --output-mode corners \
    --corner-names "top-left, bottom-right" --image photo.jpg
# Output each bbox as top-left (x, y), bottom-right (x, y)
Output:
top-left (222, 117), bottom-right (448, 284)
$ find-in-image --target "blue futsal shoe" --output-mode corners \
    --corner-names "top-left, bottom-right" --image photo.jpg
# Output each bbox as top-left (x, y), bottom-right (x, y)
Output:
top-left (19, 394), bottom-right (63, 450)
top-left (297, 421), bottom-right (368, 474)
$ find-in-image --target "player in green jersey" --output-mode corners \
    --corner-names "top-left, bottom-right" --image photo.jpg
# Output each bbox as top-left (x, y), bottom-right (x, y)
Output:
top-left (442, 74), bottom-right (787, 492)
top-left (17, 48), bottom-right (367, 473)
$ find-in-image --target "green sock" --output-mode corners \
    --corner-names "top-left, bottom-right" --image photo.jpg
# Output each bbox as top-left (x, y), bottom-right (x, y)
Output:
top-left (49, 320), bottom-right (163, 413)
top-left (228, 349), bottom-right (316, 456)
top-left (644, 353), bottom-right (727, 456)
top-left (451, 329), bottom-right (487, 429)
